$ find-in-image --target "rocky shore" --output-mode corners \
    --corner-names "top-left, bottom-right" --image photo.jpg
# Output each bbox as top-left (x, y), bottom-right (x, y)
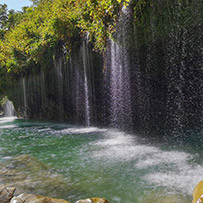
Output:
top-left (0, 185), bottom-right (110, 203)
top-left (0, 155), bottom-right (110, 203)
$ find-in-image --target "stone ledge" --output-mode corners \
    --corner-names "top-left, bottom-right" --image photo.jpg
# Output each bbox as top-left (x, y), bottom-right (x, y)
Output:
top-left (1, 185), bottom-right (110, 203)
top-left (10, 193), bottom-right (70, 203)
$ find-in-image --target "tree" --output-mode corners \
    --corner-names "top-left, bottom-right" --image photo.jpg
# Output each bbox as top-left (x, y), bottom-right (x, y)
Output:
top-left (0, 0), bottom-right (133, 74)
top-left (0, 4), bottom-right (8, 39)
top-left (7, 9), bottom-right (23, 30)
top-left (0, 4), bottom-right (8, 29)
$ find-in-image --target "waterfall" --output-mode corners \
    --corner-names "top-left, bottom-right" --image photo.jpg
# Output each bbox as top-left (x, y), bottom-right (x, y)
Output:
top-left (8, 0), bottom-right (202, 135)
top-left (82, 40), bottom-right (92, 126)
top-left (54, 55), bottom-right (64, 121)
top-left (40, 71), bottom-right (46, 119)
top-left (109, 40), bottom-right (132, 131)
top-left (4, 99), bottom-right (15, 117)
top-left (73, 57), bottom-right (82, 122)
top-left (163, 0), bottom-right (203, 135)
top-left (82, 42), bottom-right (90, 126)
top-left (108, 6), bottom-right (133, 131)
top-left (22, 78), bottom-right (28, 119)
top-left (66, 39), bottom-right (94, 126)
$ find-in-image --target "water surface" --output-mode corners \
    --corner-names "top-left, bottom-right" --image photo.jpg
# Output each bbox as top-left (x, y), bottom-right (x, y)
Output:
top-left (0, 117), bottom-right (201, 202)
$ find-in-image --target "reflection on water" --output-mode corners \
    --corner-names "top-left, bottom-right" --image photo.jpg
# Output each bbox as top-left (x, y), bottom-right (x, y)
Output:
top-left (0, 118), bottom-right (201, 202)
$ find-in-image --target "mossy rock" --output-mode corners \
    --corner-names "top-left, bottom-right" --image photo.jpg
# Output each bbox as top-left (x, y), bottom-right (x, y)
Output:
top-left (0, 155), bottom-right (74, 198)
top-left (0, 185), bottom-right (16, 203)
top-left (13, 154), bottom-right (48, 172)
top-left (0, 154), bottom-right (93, 200)
top-left (193, 181), bottom-right (203, 203)
top-left (13, 193), bottom-right (70, 203)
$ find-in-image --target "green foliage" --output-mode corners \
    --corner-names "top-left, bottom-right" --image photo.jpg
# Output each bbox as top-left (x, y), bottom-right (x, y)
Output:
top-left (0, 4), bottom-right (8, 29)
top-left (0, 95), bottom-right (8, 105)
top-left (0, 0), bottom-right (133, 75)
top-left (0, 4), bottom-right (8, 39)
top-left (76, 0), bottom-right (126, 52)
top-left (0, 0), bottom-right (156, 84)
top-left (0, 0), bottom-right (199, 97)
top-left (7, 9), bottom-right (23, 30)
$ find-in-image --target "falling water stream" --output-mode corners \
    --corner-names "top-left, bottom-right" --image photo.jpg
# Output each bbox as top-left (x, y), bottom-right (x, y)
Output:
top-left (109, 40), bottom-right (132, 130)
top-left (1, 117), bottom-right (202, 203)
top-left (3, 100), bottom-right (15, 117)
top-left (82, 40), bottom-right (91, 127)
top-left (22, 78), bottom-right (27, 119)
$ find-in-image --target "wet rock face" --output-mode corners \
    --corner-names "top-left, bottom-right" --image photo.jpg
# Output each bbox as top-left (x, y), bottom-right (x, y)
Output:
top-left (0, 185), bottom-right (16, 203)
top-left (11, 193), bottom-right (70, 203)
top-left (76, 197), bottom-right (110, 203)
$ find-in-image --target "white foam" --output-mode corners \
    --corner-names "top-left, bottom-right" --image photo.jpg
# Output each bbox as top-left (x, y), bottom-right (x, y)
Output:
top-left (95, 134), bottom-right (133, 146)
top-left (0, 124), bottom-right (17, 129)
top-left (135, 151), bottom-right (192, 169)
top-left (91, 129), bottom-right (203, 196)
top-left (37, 128), bottom-right (52, 132)
top-left (57, 127), bottom-right (107, 134)
top-left (144, 164), bottom-right (203, 195)
top-left (0, 117), bottom-right (17, 124)
top-left (93, 129), bottom-right (159, 161)
top-left (2, 156), bottom-right (12, 160)
top-left (94, 144), bottom-right (160, 162)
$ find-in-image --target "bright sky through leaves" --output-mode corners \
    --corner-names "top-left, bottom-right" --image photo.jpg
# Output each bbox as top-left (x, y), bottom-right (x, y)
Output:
top-left (0, 0), bottom-right (32, 11)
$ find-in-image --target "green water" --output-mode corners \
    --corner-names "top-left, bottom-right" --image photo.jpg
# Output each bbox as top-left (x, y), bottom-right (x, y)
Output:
top-left (0, 117), bottom-right (201, 202)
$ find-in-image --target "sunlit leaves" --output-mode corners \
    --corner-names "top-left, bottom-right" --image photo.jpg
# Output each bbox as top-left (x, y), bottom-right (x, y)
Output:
top-left (0, 0), bottom-right (144, 73)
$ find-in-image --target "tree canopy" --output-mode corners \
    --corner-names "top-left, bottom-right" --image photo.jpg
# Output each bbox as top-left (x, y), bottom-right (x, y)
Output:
top-left (0, 0), bottom-right (154, 94)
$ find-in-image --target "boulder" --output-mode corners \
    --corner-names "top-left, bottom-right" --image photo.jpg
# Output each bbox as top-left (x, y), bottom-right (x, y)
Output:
top-left (193, 181), bottom-right (203, 203)
top-left (76, 199), bottom-right (92, 203)
top-left (0, 185), bottom-right (16, 203)
top-left (13, 193), bottom-right (70, 203)
top-left (76, 197), bottom-right (110, 203)
top-left (10, 197), bottom-right (24, 203)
